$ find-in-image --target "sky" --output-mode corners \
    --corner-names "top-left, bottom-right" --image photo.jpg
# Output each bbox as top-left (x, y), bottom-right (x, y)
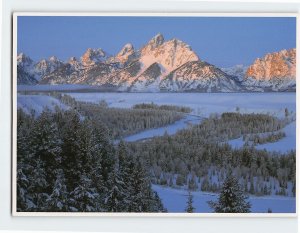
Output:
top-left (17, 16), bottom-right (296, 67)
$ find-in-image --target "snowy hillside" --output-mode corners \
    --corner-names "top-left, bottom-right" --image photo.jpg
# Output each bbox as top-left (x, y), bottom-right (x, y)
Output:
top-left (221, 64), bottom-right (248, 81)
top-left (17, 94), bottom-right (69, 115)
top-left (160, 61), bottom-right (241, 92)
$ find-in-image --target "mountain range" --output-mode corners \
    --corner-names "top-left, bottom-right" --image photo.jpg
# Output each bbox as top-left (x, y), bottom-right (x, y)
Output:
top-left (17, 33), bottom-right (296, 92)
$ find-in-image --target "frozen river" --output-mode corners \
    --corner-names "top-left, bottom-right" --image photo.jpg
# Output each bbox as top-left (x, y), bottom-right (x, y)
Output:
top-left (122, 114), bottom-right (202, 142)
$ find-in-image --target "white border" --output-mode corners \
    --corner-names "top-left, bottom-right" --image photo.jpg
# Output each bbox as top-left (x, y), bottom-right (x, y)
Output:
top-left (12, 12), bottom-right (299, 218)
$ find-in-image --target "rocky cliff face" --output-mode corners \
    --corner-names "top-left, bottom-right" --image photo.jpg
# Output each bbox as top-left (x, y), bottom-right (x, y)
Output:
top-left (244, 48), bottom-right (296, 91)
top-left (81, 48), bottom-right (109, 66)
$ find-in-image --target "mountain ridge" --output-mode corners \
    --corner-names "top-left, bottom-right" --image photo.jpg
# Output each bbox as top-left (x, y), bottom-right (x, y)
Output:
top-left (17, 34), bottom-right (296, 92)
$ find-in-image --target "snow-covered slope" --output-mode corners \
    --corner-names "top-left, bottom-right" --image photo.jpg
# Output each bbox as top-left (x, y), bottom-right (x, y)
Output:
top-left (160, 61), bottom-right (240, 92)
top-left (17, 94), bottom-right (69, 115)
top-left (221, 65), bottom-right (248, 82)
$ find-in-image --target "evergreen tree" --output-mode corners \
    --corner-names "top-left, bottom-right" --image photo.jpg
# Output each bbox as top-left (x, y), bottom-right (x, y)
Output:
top-left (46, 169), bottom-right (70, 211)
top-left (30, 109), bottom-right (62, 192)
top-left (70, 173), bottom-right (99, 212)
top-left (188, 175), bottom-right (198, 190)
top-left (104, 167), bottom-right (127, 212)
top-left (185, 191), bottom-right (195, 213)
top-left (208, 174), bottom-right (251, 213)
top-left (130, 159), bottom-right (165, 212)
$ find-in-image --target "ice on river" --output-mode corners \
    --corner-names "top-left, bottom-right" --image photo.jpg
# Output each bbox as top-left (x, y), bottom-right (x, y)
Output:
top-left (123, 114), bottom-right (202, 142)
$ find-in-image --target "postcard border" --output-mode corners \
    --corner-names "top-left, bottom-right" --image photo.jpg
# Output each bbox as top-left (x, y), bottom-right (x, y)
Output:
top-left (12, 12), bottom-right (299, 217)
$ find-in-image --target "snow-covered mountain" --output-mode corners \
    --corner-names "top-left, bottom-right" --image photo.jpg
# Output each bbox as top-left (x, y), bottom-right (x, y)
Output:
top-left (17, 53), bottom-right (65, 84)
top-left (108, 43), bottom-right (137, 67)
top-left (139, 33), bottom-right (199, 74)
top-left (17, 34), bottom-right (296, 92)
top-left (160, 61), bottom-right (241, 92)
top-left (17, 53), bottom-right (38, 84)
top-left (34, 56), bottom-right (64, 79)
top-left (221, 65), bottom-right (248, 82)
top-left (81, 48), bottom-right (110, 66)
top-left (243, 48), bottom-right (296, 91)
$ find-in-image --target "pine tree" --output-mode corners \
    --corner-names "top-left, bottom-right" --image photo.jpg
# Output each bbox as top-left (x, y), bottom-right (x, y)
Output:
top-left (104, 167), bottom-right (127, 212)
top-left (70, 173), bottom-right (99, 212)
top-left (46, 169), bottom-right (70, 211)
top-left (188, 175), bottom-right (198, 190)
top-left (130, 159), bottom-right (165, 212)
top-left (185, 191), bottom-right (195, 213)
top-left (208, 174), bottom-right (251, 213)
top-left (117, 141), bottom-right (134, 211)
top-left (30, 109), bottom-right (62, 191)
top-left (60, 110), bottom-right (82, 190)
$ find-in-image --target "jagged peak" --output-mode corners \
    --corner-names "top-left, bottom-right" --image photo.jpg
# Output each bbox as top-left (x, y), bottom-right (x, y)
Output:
top-left (83, 48), bottom-right (106, 56)
top-left (68, 56), bottom-right (78, 62)
top-left (17, 52), bottom-right (31, 60)
top-left (17, 52), bottom-right (26, 59)
top-left (118, 43), bottom-right (134, 56)
top-left (49, 56), bottom-right (59, 62)
top-left (245, 48), bottom-right (296, 81)
top-left (147, 33), bottom-right (165, 49)
top-left (81, 48), bottom-right (108, 66)
top-left (17, 53), bottom-right (33, 65)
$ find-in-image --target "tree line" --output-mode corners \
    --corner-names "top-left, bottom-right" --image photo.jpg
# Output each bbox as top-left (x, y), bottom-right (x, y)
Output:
top-left (127, 112), bottom-right (295, 197)
top-left (50, 93), bottom-right (184, 139)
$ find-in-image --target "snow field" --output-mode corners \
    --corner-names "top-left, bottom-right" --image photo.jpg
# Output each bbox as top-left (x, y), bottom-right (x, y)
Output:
top-left (67, 92), bottom-right (296, 118)
top-left (152, 185), bottom-right (295, 213)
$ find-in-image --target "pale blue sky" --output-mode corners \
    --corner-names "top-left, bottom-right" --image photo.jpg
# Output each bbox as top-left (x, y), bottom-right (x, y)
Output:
top-left (17, 16), bottom-right (296, 67)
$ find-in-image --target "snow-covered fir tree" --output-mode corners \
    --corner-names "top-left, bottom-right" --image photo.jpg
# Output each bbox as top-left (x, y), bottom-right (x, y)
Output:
top-left (208, 174), bottom-right (251, 213)
top-left (185, 191), bottom-right (195, 213)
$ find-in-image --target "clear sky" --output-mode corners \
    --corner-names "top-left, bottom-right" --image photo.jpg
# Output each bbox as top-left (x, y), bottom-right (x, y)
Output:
top-left (17, 16), bottom-right (296, 67)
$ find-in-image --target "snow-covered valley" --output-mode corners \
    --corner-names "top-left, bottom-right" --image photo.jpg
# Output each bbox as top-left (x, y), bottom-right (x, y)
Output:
top-left (18, 92), bottom-right (296, 146)
top-left (17, 91), bottom-right (296, 213)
